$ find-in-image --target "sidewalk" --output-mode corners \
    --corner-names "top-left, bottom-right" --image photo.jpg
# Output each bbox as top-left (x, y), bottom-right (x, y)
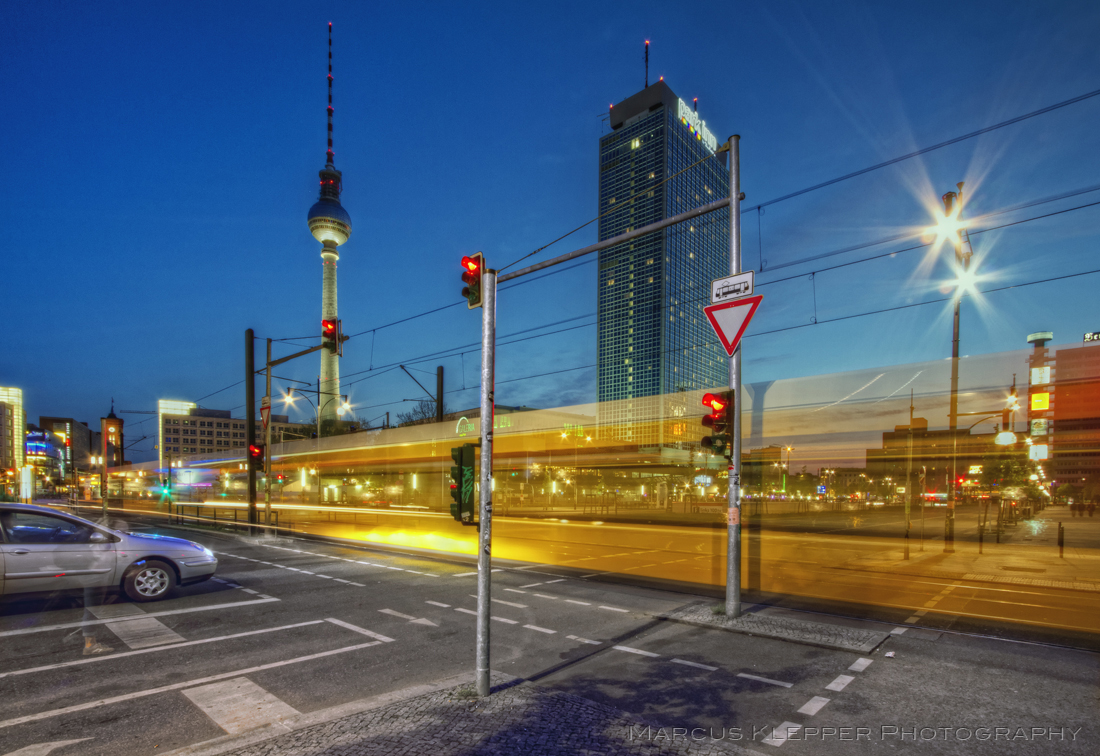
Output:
top-left (165, 674), bottom-right (765, 756)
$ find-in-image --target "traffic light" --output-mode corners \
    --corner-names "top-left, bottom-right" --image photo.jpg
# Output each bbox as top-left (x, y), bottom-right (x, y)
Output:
top-left (322, 319), bottom-right (345, 356)
top-left (460, 253), bottom-right (484, 309)
top-left (248, 443), bottom-right (265, 470)
top-left (701, 392), bottom-right (731, 457)
top-left (449, 443), bottom-right (477, 525)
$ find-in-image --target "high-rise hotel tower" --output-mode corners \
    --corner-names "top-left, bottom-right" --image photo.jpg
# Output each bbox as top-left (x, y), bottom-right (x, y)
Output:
top-left (597, 81), bottom-right (729, 445)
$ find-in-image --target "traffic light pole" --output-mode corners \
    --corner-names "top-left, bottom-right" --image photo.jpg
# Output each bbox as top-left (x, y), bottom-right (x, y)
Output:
top-left (475, 268), bottom-right (497, 698)
top-left (726, 135), bottom-right (743, 620)
top-left (265, 338), bottom-right (273, 527)
top-left (245, 329), bottom-right (257, 531)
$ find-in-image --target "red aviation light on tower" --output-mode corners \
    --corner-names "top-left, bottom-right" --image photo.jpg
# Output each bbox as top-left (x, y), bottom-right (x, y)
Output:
top-left (461, 252), bottom-right (485, 309)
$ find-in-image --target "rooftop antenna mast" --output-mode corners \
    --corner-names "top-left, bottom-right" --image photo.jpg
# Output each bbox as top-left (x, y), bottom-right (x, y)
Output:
top-left (645, 40), bottom-right (649, 88)
top-left (326, 21), bottom-right (334, 167)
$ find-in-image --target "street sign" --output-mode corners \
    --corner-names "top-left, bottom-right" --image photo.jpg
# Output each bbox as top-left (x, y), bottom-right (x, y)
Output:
top-left (704, 295), bottom-right (763, 357)
top-left (711, 271), bottom-right (754, 304)
top-left (260, 395), bottom-right (271, 430)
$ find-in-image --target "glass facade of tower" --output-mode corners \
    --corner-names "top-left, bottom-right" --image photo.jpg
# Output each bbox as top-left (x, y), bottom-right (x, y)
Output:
top-left (597, 83), bottom-right (729, 445)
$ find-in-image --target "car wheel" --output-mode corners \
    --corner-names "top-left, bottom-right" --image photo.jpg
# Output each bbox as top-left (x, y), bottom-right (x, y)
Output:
top-left (124, 560), bottom-right (176, 602)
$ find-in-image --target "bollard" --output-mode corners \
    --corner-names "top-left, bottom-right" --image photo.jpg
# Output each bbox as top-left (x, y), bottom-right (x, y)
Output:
top-left (1058, 521), bottom-right (1064, 558)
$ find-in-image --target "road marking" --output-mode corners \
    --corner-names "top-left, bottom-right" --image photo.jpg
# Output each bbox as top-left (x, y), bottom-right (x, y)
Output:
top-left (467, 596), bottom-right (527, 608)
top-left (93, 607), bottom-right (186, 649)
top-left (455, 572), bottom-right (479, 577)
top-left (183, 677), bottom-right (299, 735)
top-left (492, 616), bottom-right (518, 624)
top-left (300, 570), bottom-right (316, 575)
top-left (737, 673), bottom-right (792, 688)
top-left (890, 627), bottom-right (907, 635)
top-left (385, 566), bottom-right (404, 571)
top-left (455, 608), bottom-right (477, 615)
top-left (379, 609), bottom-right (416, 621)
top-left (0, 597), bottom-right (280, 638)
top-left (904, 617), bottom-right (919, 624)
top-left (332, 579), bottom-right (351, 584)
top-left (0, 621), bottom-right (325, 680)
top-left (520, 582), bottom-right (544, 588)
top-left (533, 593), bottom-right (557, 600)
top-left (504, 588), bottom-right (527, 594)
top-left (410, 617), bottom-right (438, 626)
top-left (543, 579), bottom-right (565, 584)
top-left (0, 641), bottom-right (382, 730)
top-left (426, 601), bottom-right (450, 608)
top-left (599, 606), bottom-right (628, 613)
top-left (565, 599), bottom-right (591, 606)
top-left (762, 722), bottom-right (802, 747)
top-left (912, 609), bottom-right (928, 617)
top-left (613, 645), bottom-right (658, 657)
top-left (566, 635), bottom-right (601, 645)
top-left (524, 624), bottom-right (556, 634)
top-left (2, 739), bottom-right (91, 755)
top-left (356, 561), bottom-right (379, 567)
top-left (797, 696), bottom-right (831, 716)
top-left (324, 618), bottom-right (395, 643)
top-left (924, 601), bottom-right (939, 608)
top-left (849, 658), bottom-right (873, 672)
top-left (348, 582), bottom-right (366, 587)
top-left (671, 658), bottom-right (718, 671)
top-left (825, 674), bottom-right (854, 692)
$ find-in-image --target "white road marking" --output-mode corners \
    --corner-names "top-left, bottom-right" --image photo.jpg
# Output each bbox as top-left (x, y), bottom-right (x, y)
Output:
top-left (324, 618), bottom-right (395, 643)
top-left (904, 617), bottom-right (919, 624)
top-left (356, 561), bottom-right (379, 567)
top-left (299, 571), bottom-right (315, 575)
top-left (825, 674), bottom-right (854, 692)
top-left (543, 579), bottom-right (565, 584)
top-left (533, 593), bottom-right (557, 600)
top-left (504, 588), bottom-right (527, 594)
top-left (410, 618), bottom-right (438, 626)
top-left (349, 582), bottom-right (366, 587)
top-left (455, 608), bottom-right (477, 615)
top-left (385, 566), bottom-right (404, 571)
top-left (455, 572), bottom-right (479, 577)
top-left (183, 677), bottom-right (299, 735)
top-left (599, 606), bottom-right (628, 613)
top-left (0, 597), bottom-right (280, 638)
top-left (849, 658), bottom-right (873, 672)
top-left (0, 641), bottom-right (381, 730)
top-left (0, 621), bottom-right (325, 680)
top-left (613, 645), bottom-right (658, 657)
top-left (492, 616), bottom-right (518, 624)
top-left (426, 601), bottom-right (451, 608)
top-left (737, 673), bottom-right (792, 688)
top-left (466, 595), bottom-right (527, 608)
top-left (798, 696), bottom-right (831, 716)
top-left (332, 580), bottom-right (351, 585)
top-left (762, 722), bottom-right (802, 747)
top-left (2, 739), bottom-right (91, 755)
top-left (565, 600), bottom-right (591, 606)
top-left (524, 624), bottom-right (556, 634)
top-left (379, 609), bottom-right (416, 621)
top-left (671, 658), bottom-right (717, 671)
top-left (242, 588), bottom-right (259, 594)
top-left (98, 612), bottom-right (186, 649)
top-left (566, 635), bottom-right (601, 645)
top-left (520, 582), bottom-right (544, 588)
top-left (913, 609), bottom-right (928, 617)
top-left (890, 627), bottom-right (908, 635)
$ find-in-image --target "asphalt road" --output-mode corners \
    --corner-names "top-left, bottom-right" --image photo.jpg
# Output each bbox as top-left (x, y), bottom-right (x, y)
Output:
top-left (1, 518), bottom-right (1097, 755)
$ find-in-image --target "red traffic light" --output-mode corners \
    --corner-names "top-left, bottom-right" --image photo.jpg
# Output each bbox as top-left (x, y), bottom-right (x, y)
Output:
top-left (248, 444), bottom-right (264, 460)
top-left (701, 393), bottom-right (728, 412)
top-left (461, 256), bottom-right (481, 274)
top-left (322, 319), bottom-right (336, 336)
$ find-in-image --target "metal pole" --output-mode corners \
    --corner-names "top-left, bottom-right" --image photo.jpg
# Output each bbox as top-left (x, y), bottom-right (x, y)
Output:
top-left (905, 391), bottom-right (913, 560)
top-left (245, 329), bottom-right (257, 529)
top-left (726, 135), bottom-right (743, 620)
top-left (436, 365), bottom-right (444, 423)
top-left (265, 338), bottom-right (273, 528)
top-left (476, 269), bottom-right (497, 697)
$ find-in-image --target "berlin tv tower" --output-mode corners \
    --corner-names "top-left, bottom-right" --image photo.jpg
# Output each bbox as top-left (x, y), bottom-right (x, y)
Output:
top-left (307, 22), bottom-right (351, 428)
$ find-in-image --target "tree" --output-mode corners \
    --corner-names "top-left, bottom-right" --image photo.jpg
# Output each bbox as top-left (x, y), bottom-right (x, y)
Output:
top-left (395, 398), bottom-right (447, 427)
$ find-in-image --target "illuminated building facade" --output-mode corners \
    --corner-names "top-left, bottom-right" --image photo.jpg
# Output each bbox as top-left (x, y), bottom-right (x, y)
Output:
top-left (39, 416), bottom-right (93, 479)
top-left (1029, 333), bottom-right (1100, 487)
top-left (160, 402), bottom-right (310, 461)
top-left (0, 386), bottom-right (25, 471)
top-left (597, 81), bottom-right (729, 445)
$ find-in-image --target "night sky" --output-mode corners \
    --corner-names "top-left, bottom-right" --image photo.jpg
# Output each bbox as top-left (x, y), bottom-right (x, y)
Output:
top-left (2, 1), bottom-right (1099, 461)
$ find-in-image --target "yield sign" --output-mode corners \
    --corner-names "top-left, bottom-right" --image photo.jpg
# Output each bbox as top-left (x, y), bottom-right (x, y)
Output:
top-left (260, 395), bottom-right (271, 430)
top-left (704, 295), bottom-right (762, 357)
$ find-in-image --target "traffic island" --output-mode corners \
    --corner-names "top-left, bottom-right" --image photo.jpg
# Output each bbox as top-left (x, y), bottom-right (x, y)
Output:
top-left (663, 603), bottom-right (888, 654)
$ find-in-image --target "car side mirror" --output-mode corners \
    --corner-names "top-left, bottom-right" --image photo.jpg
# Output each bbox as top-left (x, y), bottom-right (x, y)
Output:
top-left (89, 531), bottom-right (109, 543)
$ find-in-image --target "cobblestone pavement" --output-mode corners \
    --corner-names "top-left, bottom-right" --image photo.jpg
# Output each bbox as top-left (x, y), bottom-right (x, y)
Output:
top-left (218, 678), bottom-right (762, 756)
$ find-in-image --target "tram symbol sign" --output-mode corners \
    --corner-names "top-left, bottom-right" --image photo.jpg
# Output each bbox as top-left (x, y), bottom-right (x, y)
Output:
top-left (711, 271), bottom-right (754, 303)
top-left (704, 295), bottom-right (763, 357)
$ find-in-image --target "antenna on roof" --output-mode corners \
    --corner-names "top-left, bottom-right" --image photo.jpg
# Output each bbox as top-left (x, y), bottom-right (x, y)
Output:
top-left (645, 40), bottom-right (649, 88)
top-left (693, 97), bottom-right (698, 112)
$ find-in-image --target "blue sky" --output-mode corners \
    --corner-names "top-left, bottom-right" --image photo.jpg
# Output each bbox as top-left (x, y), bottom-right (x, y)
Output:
top-left (2, 1), bottom-right (1098, 460)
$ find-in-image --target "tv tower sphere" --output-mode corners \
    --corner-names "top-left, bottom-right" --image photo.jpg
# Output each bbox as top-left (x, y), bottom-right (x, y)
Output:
top-left (308, 190), bottom-right (352, 246)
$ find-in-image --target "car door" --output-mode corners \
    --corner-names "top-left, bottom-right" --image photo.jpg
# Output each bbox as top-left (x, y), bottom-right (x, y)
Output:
top-left (0, 510), bottom-right (117, 595)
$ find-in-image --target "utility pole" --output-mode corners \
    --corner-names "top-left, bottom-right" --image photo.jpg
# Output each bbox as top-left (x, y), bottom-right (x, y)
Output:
top-left (475, 268), bottom-right (497, 697)
top-left (245, 329), bottom-right (257, 530)
top-left (264, 338), bottom-right (273, 527)
top-left (905, 390), bottom-right (914, 560)
top-left (945, 182), bottom-right (970, 554)
top-left (437, 365), bottom-right (445, 423)
top-left (726, 134), bottom-right (743, 620)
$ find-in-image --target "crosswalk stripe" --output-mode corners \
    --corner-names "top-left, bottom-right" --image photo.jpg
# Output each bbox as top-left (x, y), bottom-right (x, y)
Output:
top-left (183, 677), bottom-right (299, 734)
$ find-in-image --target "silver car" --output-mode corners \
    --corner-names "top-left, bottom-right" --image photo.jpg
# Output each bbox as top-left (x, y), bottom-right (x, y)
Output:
top-left (0, 503), bottom-right (218, 602)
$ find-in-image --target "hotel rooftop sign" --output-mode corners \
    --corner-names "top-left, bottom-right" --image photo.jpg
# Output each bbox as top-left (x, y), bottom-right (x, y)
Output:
top-left (677, 99), bottom-right (718, 153)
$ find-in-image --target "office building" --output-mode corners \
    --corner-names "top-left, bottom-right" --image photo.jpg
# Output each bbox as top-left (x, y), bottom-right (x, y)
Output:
top-left (39, 416), bottom-right (94, 478)
top-left (1028, 333), bottom-right (1100, 487)
top-left (0, 386), bottom-right (25, 471)
top-left (159, 403), bottom-right (311, 461)
top-left (597, 81), bottom-right (729, 445)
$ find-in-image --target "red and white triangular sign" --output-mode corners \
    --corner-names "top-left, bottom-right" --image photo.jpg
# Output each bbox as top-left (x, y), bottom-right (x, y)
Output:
top-left (704, 295), bottom-right (762, 356)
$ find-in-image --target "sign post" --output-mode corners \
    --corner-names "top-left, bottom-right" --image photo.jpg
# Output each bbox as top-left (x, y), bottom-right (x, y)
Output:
top-left (475, 267), bottom-right (497, 698)
top-left (725, 135), bottom-right (744, 620)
